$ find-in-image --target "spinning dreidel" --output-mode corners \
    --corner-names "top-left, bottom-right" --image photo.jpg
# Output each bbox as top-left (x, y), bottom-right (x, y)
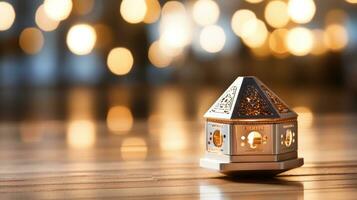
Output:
top-left (200, 76), bottom-right (303, 175)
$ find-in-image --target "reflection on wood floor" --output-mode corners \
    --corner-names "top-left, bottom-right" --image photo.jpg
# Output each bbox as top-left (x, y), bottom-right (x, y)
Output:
top-left (0, 87), bottom-right (357, 199)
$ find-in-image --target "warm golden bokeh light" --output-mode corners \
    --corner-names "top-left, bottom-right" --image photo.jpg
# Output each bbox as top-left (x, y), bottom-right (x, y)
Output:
top-left (241, 19), bottom-right (268, 48)
top-left (67, 88), bottom-right (95, 120)
top-left (106, 105), bottom-right (134, 134)
top-left (192, 0), bottom-right (220, 26)
top-left (269, 28), bottom-right (288, 55)
top-left (311, 29), bottom-right (328, 56)
top-left (231, 9), bottom-right (256, 37)
top-left (67, 120), bottom-right (96, 149)
top-left (148, 41), bottom-right (173, 68)
top-left (121, 137), bottom-right (148, 161)
top-left (120, 0), bottom-right (147, 24)
top-left (286, 27), bottom-right (313, 56)
top-left (73, 0), bottom-right (94, 15)
top-left (245, 0), bottom-right (264, 3)
top-left (66, 24), bottom-right (97, 55)
top-left (199, 25), bottom-right (226, 53)
top-left (43, 0), bottom-right (73, 21)
top-left (345, 0), bottom-right (357, 3)
top-left (160, 1), bottom-right (192, 55)
top-left (143, 0), bottom-right (161, 24)
top-left (250, 38), bottom-right (271, 58)
top-left (19, 27), bottom-right (44, 55)
top-left (293, 106), bottom-right (314, 128)
top-left (264, 0), bottom-right (289, 28)
top-left (323, 24), bottom-right (348, 52)
top-left (107, 47), bottom-right (134, 75)
top-left (288, 0), bottom-right (316, 24)
top-left (35, 4), bottom-right (60, 32)
top-left (0, 2), bottom-right (15, 31)
top-left (159, 122), bottom-right (187, 152)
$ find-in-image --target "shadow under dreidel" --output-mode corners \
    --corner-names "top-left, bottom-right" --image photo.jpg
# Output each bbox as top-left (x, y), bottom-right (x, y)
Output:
top-left (199, 177), bottom-right (304, 200)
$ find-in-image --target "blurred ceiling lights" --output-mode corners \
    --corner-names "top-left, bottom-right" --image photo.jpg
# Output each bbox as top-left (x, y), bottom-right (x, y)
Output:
top-left (159, 1), bottom-right (192, 57)
top-left (148, 40), bottom-right (173, 68)
top-left (107, 105), bottom-right (134, 134)
top-left (269, 28), bottom-right (289, 56)
top-left (311, 29), bottom-right (328, 56)
top-left (199, 25), bottom-right (226, 53)
top-left (0, 2), bottom-right (15, 31)
top-left (43, 0), bottom-right (73, 21)
top-left (35, 4), bottom-right (60, 32)
top-left (19, 27), bottom-right (44, 55)
top-left (120, 0), bottom-right (147, 24)
top-left (345, 0), bottom-right (357, 3)
top-left (144, 0), bottom-right (161, 24)
top-left (107, 47), bottom-right (134, 75)
top-left (264, 0), bottom-right (290, 28)
top-left (287, 0), bottom-right (316, 24)
top-left (245, 0), bottom-right (264, 3)
top-left (0, 0), bottom-right (353, 77)
top-left (324, 24), bottom-right (348, 51)
top-left (66, 24), bottom-right (97, 55)
top-left (286, 27), bottom-right (314, 56)
top-left (192, 0), bottom-right (220, 26)
top-left (231, 9), bottom-right (257, 38)
top-left (241, 19), bottom-right (268, 48)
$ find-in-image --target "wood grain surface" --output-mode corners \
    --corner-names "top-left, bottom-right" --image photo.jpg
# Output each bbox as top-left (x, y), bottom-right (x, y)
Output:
top-left (0, 114), bottom-right (357, 199)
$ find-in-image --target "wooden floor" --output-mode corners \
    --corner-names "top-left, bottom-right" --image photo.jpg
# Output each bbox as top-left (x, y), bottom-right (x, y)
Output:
top-left (1, 114), bottom-right (357, 199)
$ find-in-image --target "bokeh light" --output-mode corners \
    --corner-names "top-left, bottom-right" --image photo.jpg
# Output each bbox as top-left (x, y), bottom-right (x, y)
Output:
top-left (192, 0), bottom-right (220, 26)
top-left (345, 0), bottom-right (357, 3)
top-left (43, 0), bottom-right (73, 21)
top-left (148, 41), bottom-right (173, 68)
top-left (19, 27), bottom-right (44, 55)
top-left (231, 9), bottom-right (257, 38)
top-left (120, 0), bottom-right (147, 24)
top-left (311, 29), bottom-right (328, 56)
top-left (245, 0), bottom-right (264, 3)
top-left (66, 24), bottom-right (97, 55)
top-left (323, 24), bottom-right (348, 51)
top-left (199, 25), bottom-right (226, 53)
top-left (264, 0), bottom-right (289, 28)
top-left (269, 28), bottom-right (289, 56)
top-left (67, 120), bottom-right (96, 149)
top-left (143, 0), bottom-right (161, 24)
top-left (35, 4), bottom-right (60, 32)
top-left (159, 1), bottom-right (192, 56)
top-left (241, 19), bottom-right (268, 48)
top-left (107, 47), bottom-right (134, 75)
top-left (107, 106), bottom-right (133, 134)
top-left (286, 27), bottom-right (313, 56)
top-left (121, 137), bottom-right (148, 161)
top-left (0, 2), bottom-right (15, 31)
top-left (288, 0), bottom-right (316, 24)
top-left (250, 38), bottom-right (271, 58)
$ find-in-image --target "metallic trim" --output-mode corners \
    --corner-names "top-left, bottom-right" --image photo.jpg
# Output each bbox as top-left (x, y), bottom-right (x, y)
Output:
top-left (200, 157), bottom-right (304, 173)
top-left (204, 151), bottom-right (297, 163)
top-left (206, 117), bottom-right (297, 125)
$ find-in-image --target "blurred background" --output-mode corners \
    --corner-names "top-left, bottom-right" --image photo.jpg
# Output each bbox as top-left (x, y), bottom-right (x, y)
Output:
top-left (0, 0), bottom-right (357, 153)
